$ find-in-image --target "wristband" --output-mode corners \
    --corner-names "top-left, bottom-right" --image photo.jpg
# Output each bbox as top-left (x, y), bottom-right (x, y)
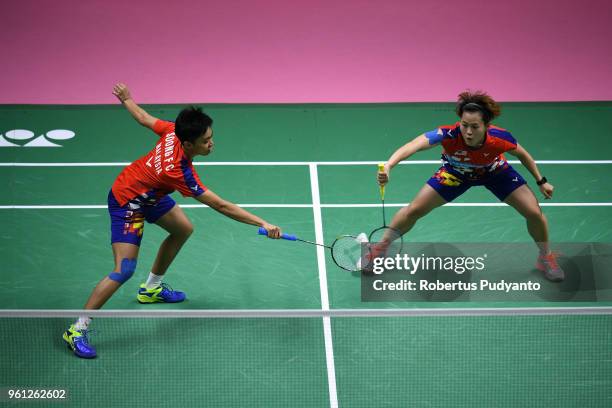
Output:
top-left (536, 176), bottom-right (548, 186)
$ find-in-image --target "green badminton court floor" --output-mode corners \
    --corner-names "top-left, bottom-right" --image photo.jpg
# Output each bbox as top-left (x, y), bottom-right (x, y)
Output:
top-left (1, 102), bottom-right (611, 407)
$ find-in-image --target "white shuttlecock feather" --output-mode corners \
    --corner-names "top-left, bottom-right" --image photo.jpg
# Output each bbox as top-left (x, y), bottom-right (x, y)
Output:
top-left (355, 232), bottom-right (369, 269)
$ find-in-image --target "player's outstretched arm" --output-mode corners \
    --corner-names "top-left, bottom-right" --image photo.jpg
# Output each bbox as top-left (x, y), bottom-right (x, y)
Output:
top-left (378, 134), bottom-right (434, 185)
top-left (112, 83), bottom-right (159, 130)
top-left (195, 189), bottom-right (282, 238)
top-left (507, 143), bottom-right (554, 199)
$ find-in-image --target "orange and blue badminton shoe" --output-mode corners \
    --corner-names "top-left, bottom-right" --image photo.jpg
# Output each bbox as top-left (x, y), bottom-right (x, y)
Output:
top-left (536, 252), bottom-right (565, 282)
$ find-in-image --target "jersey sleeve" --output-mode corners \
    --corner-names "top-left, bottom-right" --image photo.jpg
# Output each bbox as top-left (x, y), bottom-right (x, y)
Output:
top-left (152, 120), bottom-right (175, 138)
top-left (424, 124), bottom-right (456, 145)
top-left (489, 127), bottom-right (517, 152)
top-left (164, 161), bottom-right (207, 198)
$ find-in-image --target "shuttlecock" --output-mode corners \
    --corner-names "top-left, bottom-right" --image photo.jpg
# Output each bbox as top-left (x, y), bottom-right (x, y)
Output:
top-left (355, 232), bottom-right (369, 269)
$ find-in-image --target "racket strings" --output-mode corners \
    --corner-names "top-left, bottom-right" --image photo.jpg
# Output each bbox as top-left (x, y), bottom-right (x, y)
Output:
top-left (331, 233), bottom-right (368, 272)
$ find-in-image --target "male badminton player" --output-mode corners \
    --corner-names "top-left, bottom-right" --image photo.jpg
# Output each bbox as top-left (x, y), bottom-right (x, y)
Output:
top-left (377, 90), bottom-right (564, 282)
top-left (63, 83), bottom-right (282, 358)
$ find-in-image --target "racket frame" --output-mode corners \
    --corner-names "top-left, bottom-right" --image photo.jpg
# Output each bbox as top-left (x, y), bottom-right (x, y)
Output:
top-left (330, 234), bottom-right (367, 272)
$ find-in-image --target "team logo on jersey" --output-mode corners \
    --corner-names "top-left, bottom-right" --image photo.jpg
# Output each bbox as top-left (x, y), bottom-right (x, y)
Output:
top-left (0, 129), bottom-right (76, 147)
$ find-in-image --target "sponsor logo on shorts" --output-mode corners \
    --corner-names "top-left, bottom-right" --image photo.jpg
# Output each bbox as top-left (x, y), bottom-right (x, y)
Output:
top-left (434, 170), bottom-right (462, 187)
top-left (123, 211), bottom-right (145, 237)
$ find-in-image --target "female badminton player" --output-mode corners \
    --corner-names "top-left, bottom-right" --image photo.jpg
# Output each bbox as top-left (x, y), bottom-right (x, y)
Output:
top-left (377, 90), bottom-right (564, 282)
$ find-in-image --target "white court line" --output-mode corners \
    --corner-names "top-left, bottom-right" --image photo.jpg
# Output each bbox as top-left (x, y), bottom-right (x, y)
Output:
top-left (323, 203), bottom-right (612, 208)
top-left (1, 160), bottom-right (612, 167)
top-left (309, 164), bottom-right (339, 408)
top-left (0, 162), bottom-right (133, 167)
top-left (0, 204), bottom-right (312, 209)
top-left (3, 202), bottom-right (612, 210)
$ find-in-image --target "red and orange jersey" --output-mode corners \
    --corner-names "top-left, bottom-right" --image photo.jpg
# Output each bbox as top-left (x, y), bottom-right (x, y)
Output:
top-left (425, 122), bottom-right (517, 179)
top-left (111, 120), bottom-right (206, 206)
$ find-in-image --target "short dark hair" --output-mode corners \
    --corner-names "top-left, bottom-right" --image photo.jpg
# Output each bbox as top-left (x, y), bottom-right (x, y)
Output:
top-left (455, 90), bottom-right (501, 124)
top-left (174, 106), bottom-right (213, 143)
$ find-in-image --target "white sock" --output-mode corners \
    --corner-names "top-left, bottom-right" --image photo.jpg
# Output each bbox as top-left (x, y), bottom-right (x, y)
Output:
top-left (74, 317), bottom-right (91, 331)
top-left (145, 272), bottom-right (163, 290)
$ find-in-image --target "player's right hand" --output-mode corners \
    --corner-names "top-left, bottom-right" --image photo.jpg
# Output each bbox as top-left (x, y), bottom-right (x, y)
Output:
top-left (377, 165), bottom-right (389, 186)
top-left (112, 83), bottom-right (131, 103)
top-left (262, 223), bottom-right (282, 239)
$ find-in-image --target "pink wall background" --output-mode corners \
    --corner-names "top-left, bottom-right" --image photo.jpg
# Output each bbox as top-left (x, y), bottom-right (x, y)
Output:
top-left (2, 0), bottom-right (611, 104)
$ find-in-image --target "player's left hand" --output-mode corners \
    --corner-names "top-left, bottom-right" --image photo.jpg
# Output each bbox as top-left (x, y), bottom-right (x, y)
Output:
top-left (262, 223), bottom-right (282, 239)
top-left (539, 182), bottom-right (554, 199)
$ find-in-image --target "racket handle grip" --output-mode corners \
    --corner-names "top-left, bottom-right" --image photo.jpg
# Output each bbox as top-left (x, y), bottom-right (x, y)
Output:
top-left (258, 227), bottom-right (297, 241)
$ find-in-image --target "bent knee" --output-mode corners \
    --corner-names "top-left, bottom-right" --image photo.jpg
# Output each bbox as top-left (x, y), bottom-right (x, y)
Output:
top-left (109, 258), bottom-right (137, 284)
top-left (524, 207), bottom-right (544, 221)
top-left (175, 221), bottom-right (194, 238)
top-left (185, 222), bottom-right (194, 237)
